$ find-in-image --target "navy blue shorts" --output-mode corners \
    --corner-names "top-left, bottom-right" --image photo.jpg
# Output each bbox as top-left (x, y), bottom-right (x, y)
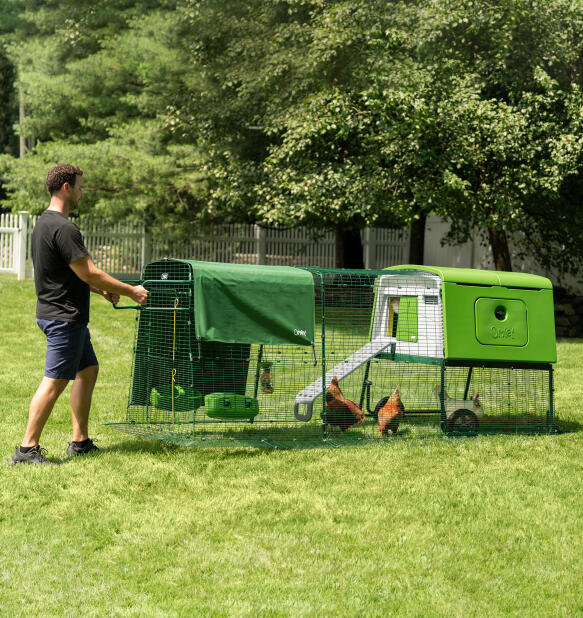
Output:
top-left (37, 319), bottom-right (98, 380)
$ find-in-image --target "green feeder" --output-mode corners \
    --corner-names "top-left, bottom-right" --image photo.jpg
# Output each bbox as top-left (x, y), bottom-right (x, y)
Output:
top-left (205, 393), bottom-right (259, 420)
top-left (150, 385), bottom-right (202, 412)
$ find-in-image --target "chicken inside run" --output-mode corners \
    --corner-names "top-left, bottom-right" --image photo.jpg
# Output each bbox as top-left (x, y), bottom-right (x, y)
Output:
top-left (108, 260), bottom-right (560, 448)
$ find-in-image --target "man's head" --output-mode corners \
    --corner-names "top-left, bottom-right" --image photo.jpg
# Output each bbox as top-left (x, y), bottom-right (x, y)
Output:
top-left (46, 164), bottom-right (83, 210)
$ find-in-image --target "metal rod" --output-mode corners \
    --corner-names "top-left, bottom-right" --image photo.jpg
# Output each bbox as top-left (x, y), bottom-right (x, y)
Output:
top-left (319, 273), bottom-right (327, 440)
top-left (253, 345), bottom-right (264, 399)
top-left (463, 366), bottom-right (473, 400)
top-left (548, 366), bottom-right (555, 432)
top-left (439, 363), bottom-right (446, 433)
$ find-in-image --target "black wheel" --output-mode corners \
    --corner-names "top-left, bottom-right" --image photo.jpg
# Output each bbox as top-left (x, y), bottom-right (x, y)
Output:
top-left (372, 396), bottom-right (389, 419)
top-left (447, 408), bottom-right (478, 434)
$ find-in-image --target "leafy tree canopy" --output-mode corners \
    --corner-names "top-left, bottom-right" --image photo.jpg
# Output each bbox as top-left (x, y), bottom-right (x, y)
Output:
top-left (1, 0), bottom-right (583, 273)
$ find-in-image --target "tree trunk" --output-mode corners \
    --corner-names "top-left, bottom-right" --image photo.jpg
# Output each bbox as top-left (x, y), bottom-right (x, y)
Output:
top-left (488, 226), bottom-right (512, 271)
top-left (408, 211), bottom-right (427, 265)
top-left (334, 227), bottom-right (365, 269)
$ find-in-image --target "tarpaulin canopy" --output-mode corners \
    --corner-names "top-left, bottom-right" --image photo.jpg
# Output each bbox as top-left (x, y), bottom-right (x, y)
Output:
top-left (187, 261), bottom-right (315, 346)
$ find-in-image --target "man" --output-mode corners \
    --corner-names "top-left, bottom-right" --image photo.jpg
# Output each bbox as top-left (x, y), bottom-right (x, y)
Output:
top-left (10, 164), bottom-right (148, 465)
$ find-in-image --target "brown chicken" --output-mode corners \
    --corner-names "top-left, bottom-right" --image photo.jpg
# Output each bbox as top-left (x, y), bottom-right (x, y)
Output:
top-left (326, 376), bottom-right (344, 401)
top-left (378, 385), bottom-right (404, 435)
top-left (345, 399), bottom-right (366, 424)
top-left (321, 377), bottom-right (366, 432)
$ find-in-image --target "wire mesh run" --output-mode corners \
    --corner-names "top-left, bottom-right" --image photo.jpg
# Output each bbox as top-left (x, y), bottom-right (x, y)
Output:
top-left (107, 261), bottom-right (558, 448)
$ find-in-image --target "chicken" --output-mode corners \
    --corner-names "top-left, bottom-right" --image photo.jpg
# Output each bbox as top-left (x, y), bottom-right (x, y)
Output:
top-left (433, 387), bottom-right (483, 421)
top-left (378, 385), bottom-right (404, 435)
top-left (344, 399), bottom-right (366, 424)
top-left (326, 376), bottom-right (344, 401)
top-left (321, 376), bottom-right (366, 431)
top-left (260, 363), bottom-right (274, 394)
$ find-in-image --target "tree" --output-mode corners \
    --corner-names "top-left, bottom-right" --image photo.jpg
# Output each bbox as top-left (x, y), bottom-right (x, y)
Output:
top-left (410, 0), bottom-right (583, 272)
top-left (0, 0), bottom-right (215, 234)
top-left (0, 49), bottom-right (17, 156)
top-left (3, 0), bottom-right (583, 278)
top-left (174, 0), bottom-right (425, 267)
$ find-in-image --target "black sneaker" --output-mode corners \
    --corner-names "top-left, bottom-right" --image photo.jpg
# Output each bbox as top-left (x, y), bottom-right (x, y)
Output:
top-left (9, 445), bottom-right (59, 466)
top-left (66, 438), bottom-right (99, 457)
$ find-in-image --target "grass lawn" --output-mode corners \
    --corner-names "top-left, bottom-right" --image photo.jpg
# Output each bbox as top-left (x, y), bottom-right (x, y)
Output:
top-left (1, 275), bottom-right (583, 616)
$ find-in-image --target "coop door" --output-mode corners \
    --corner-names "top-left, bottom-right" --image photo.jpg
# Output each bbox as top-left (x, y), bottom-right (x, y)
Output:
top-left (388, 296), bottom-right (418, 342)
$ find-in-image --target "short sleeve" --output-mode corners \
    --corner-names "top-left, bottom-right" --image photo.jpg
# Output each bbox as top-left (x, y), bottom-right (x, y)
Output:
top-left (55, 222), bottom-right (90, 264)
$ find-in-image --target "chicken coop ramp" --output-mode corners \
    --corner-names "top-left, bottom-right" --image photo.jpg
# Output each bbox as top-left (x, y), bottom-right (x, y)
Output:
top-left (294, 338), bottom-right (393, 421)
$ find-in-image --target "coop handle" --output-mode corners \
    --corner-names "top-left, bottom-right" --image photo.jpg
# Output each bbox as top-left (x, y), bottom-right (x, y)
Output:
top-left (112, 278), bottom-right (193, 310)
top-left (294, 402), bottom-right (314, 422)
top-left (117, 279), bottom-right (192, 285)
top-left (113, 305), bottom-right (190, 311)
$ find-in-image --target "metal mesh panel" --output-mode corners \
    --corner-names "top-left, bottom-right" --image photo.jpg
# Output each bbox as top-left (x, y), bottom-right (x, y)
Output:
top-left (108, 262), bottom-right (557, 448)
top-left (441, 363), bottom-right (554, 434)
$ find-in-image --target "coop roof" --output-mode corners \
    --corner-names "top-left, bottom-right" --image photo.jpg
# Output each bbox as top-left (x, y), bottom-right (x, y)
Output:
top-left (180, 260), bottom-right (315, 346)
top-left (386, 265), bottom-right (553, 289)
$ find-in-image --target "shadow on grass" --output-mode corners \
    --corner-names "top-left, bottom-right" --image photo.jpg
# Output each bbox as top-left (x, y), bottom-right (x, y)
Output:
top-left (99, 437), bottom-right (276, 458)
top-left (553, 419), bottom-right (583, 433)
top-left (97, 409), bottom-right (576, 457)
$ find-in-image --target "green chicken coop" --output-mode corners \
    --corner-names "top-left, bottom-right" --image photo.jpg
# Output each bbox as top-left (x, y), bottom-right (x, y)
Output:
top-left (107, 260), bottom-right (558, 447)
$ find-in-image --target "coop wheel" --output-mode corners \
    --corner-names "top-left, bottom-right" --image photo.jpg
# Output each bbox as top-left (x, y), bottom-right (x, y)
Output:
top-left (373, 396), bottom-right (389, 419)
top-left (447, 408), bottom-right (478, 433)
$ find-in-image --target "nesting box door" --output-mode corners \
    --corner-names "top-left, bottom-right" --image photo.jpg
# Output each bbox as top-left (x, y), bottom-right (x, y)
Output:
top-left (371, 272), bottom-right (444, 362)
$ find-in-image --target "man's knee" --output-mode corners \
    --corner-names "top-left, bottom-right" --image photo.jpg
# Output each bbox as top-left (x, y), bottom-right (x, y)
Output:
top-left (40, 377), bottom-right (69, 400)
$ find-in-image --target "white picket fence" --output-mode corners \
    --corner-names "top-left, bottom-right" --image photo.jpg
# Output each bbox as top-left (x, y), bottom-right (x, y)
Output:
top-left (0, 213), bottom-right (415, 280)
top-left (3, 212), bottom-right (577, 291)
top-left (0, 212), bottom-right (28, 279)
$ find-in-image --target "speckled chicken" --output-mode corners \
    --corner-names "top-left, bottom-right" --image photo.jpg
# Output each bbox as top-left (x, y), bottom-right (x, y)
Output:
top-left (321, 376), bottom-right (365, 431)
top-left (378, 385), bottom-right (404, 435)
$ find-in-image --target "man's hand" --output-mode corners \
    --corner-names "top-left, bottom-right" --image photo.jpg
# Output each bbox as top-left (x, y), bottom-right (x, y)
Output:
top-left (102, 291), bottom-right (120, 306)
top-left (130, 285), bottom-right (148, 306)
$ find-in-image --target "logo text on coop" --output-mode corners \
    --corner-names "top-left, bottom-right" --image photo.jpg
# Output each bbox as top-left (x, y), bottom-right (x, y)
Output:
top-left (489, 325), bottom-right (515, 339)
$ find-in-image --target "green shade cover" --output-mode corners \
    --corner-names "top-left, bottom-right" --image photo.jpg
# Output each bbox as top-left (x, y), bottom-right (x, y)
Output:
top-left (190, 261), bottom-right (315, 346)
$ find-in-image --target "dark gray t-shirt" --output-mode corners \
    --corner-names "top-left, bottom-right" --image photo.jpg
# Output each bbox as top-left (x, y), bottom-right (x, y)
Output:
top-left (32, 210), bottom-right (90, 323)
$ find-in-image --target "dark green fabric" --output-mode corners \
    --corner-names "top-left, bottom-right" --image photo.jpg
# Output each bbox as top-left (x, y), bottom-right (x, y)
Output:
top-left (189, 261), bottom-right (315, 346)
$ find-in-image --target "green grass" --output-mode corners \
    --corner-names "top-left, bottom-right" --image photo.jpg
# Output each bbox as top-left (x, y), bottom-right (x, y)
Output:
top-left (1, 275), bottom-right (583, 616)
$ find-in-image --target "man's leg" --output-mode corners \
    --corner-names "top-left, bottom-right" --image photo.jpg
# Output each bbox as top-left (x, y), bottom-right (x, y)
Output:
top-left (70, 364), bottom-right (99, 442)
top-left (22, 377), bottom-right (70, 447)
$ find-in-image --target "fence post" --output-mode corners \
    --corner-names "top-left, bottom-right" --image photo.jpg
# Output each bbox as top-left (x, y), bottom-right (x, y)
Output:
top-left (363, 227), bottom-right (376, 270)
top-left (255, 224), bottom-right (266, 265)
top-left (141, 222), bottom-right (152, 271)
top-left (16, 211), bottom-right (28, 280)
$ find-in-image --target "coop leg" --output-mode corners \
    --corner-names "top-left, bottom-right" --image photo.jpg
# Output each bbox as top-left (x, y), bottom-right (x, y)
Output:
top-left (253, 345), bottom-right (264, 399)
top-left (359, 361), bottom-right (372, 415)
top-left (439, 364), bottom-right (447, 434)
top-left (548, 366), bottom-right (555, 433)
top-left (463, 366), bottom-right (473, 401)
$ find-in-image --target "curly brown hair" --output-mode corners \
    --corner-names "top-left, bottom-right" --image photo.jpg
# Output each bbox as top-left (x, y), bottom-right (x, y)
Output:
top-left (45, 164), bottom-right (83, 195)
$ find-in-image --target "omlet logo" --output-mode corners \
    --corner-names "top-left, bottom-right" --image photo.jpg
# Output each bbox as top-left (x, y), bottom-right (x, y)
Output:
top-left (294, 329), bottom-right (307, 337)
top-left (489, 325), bottom-right (515, 339)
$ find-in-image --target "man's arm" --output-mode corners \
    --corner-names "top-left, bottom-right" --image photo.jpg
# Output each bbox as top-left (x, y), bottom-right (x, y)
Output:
top-left (69, 256), bottom-right (148, 305)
